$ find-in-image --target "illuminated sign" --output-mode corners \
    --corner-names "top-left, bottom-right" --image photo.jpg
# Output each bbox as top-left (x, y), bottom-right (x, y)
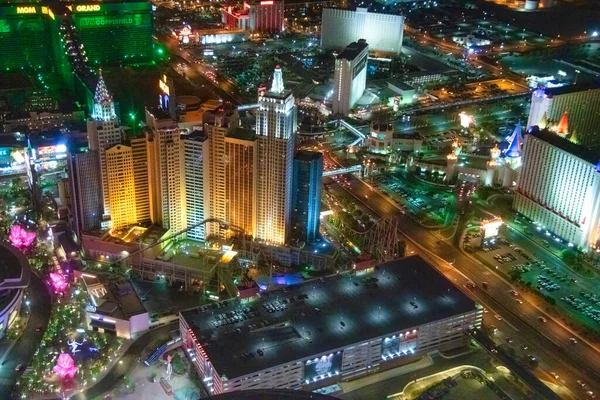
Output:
top-left (76, 5), bottom-right (101, 12)
top-left (17, 6), bottom-right (37, 14)
top-left (41, 6), bottom-right (55, 20)
top-left (36, 144), bottom-right (67, 156)
top-left (481, 218), bottom-right (503, 239)
top-left (260, 1), bottom-right (274, 4)
top-left (304, 352), bottom-right (342, 382)
top-left (159, 77), bottom-right (170, 96)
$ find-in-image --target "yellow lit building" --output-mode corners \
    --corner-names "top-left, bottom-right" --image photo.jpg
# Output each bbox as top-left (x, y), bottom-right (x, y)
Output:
top-left (106, 145), bottom-right (137, 230)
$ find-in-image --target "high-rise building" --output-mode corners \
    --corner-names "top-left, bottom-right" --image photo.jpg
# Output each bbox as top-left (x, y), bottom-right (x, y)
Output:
top-left (182, 131), bottom-right (210, 241)
top-left (87, 72), bottom-right (123, 219)
top-left (70, 1), bottom-right (153, 66)
top-left (321, 7), bottom-right (404, 54)
top-left (146, 109), bottom-right (185, 234)
top-left (105, 145), bottom-right (137, 230)
top-left (255, 66), bottom-right (297, 245)
top-left (291, 151), bottom-right (323, 244)
top-left (526, 84), bottom-right (600, 148)
top-left (204, 107), bottom-right (239, 237)
top-left (333, 40), bottom-right (368, 116)
top-left (0, 4), bottom-right (58, 71)
top-left (67, 148), bottom-right (103, 237)
top-left (225, 128), bottom-right (257, 236)
top-left (222, 0), bottom-right (284, 33)
top-left (514, 127), bottom-right (600, 250)
top-left (131, 136), bottom-right (151, 224)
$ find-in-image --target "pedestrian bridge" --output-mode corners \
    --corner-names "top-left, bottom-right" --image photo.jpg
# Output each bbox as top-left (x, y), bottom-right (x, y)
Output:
top-left (323, 165), bottom-right (362, 177)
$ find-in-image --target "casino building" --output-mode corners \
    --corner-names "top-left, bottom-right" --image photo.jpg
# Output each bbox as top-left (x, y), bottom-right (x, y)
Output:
top-left (180, 256), bottom-right (482, 394)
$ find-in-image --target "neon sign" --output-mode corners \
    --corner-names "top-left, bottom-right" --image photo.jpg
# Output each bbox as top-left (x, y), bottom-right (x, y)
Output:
top-left (17, 6), bottom-right (37, 14)
top-left (159, 77), bottom-right (170, 96)
top-left (76, 5), bottom-right (101, 12)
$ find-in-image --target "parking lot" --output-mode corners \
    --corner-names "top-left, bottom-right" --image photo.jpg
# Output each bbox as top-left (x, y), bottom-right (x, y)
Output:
top-left (470, 233), bottom-right (600, 331)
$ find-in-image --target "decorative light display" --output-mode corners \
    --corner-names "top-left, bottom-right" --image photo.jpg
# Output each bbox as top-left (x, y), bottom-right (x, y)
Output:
top-left (459, 112), bottom-right (474, 129)
top-left (53, 353), bottom-right (78, 379)
top-left (9, 225), bottom-right (36, 249)
top-left (49, 272), bottom-right (68, 293)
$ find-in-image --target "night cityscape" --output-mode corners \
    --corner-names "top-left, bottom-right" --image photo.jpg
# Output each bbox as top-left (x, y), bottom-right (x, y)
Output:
top-left (0, 0), bottom-right (599, 398)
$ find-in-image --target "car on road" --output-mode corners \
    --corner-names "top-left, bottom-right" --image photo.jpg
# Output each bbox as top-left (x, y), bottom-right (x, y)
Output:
top-left (494, 314), bottom-right (502, 321)
top-left (510, 290), bottom-right (519, 296)
top-left (515, 299), bottom-right (523, 304)
top-left (570, 337), bottom-right (578, 344)
top-left (577, 380), bottom-right (587, 387)
top-left (15, 364), bottom-right (23, 371)
top-left (550, 372), bottom-right (559, 379)
top-left (586, 390), bottom-right (596, 399)
top-left (538, 316), bottom-right (547, 323)
top-left (506, 337), bottom-right (513, 344)
top-left (35, 326), bottom-right (42, 332)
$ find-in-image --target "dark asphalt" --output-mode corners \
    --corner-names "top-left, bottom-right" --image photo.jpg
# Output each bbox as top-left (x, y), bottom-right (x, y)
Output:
top-left (0, 273), bottom-right (51, 399)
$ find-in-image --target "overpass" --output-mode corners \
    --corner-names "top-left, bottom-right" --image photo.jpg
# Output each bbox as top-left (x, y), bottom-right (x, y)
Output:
top-left (323, 165), bottom-right (362, 177)
top-left (339, 120), bottom-right (367, 147)
top-left (237, 103), bottom-right (259, 111)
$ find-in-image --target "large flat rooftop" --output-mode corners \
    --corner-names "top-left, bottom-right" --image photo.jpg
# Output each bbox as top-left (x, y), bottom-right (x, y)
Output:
top-left (181, 255), bottom-right (478, 379)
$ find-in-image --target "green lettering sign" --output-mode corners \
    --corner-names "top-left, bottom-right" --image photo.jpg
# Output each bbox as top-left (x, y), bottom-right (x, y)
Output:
top-left (0, 19), bottom-right (9, 33)
top-left (77, 14), bottom-right (146, 28)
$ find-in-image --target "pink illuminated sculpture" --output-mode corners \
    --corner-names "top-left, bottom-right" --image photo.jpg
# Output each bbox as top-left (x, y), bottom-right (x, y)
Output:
top-left (53, 353), bottom-right (78, 379)
top-left (9, 225), bottom-right (36, 249)
top-left (49, 273), bottom-right (68, 293)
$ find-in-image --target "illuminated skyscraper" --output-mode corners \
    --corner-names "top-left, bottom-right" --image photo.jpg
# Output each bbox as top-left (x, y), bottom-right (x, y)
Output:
top-left (131, 136), bottom-right (151, 224)
top-left (67, 148), bottom-right (102, 237)
top-left (291, 151), bottom-right (323, 244)
top-left (255, 66), bottom-right (297, 244)
top-left (105, 145), bottom-right (137, 230)
top-left (225, 128), bottom-right (257, 236)
top-left (333, 40), bottom-right (368, 116)
top-left (146, 109), bottom-right (185, 234)
top-left (204, 107), bottom-right (239, 237)
top-left (87, 71), bottom-right (123, 220)
top-left (182, 131), bottom-right (210, 241)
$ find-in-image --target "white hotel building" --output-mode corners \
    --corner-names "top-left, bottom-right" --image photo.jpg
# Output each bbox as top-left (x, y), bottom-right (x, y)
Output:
top-left (321, 7), bottom-right (404, 54)
top-left (333, 40), bottom-right (368, 116)
top-left (514, 127), bottom-right (600, 250)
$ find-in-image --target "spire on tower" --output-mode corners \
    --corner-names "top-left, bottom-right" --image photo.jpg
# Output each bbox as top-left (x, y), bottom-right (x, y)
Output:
top-left (569, 129), bottom-right (578, 145)
top-left (538, 112), bottom-right (548, 129)
top-left (504, 123), bottom-right (522, 158)
top-left (270, 65), bottom-right (284, 94)
top-left (94, 69), bottom-right (113, 104)
top-left (557, 111), bottom-right (569, 135)
top-left (92, 69), bottom-right (117, 121)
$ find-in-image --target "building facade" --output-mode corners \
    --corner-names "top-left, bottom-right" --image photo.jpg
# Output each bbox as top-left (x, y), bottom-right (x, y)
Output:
top-left (68, 149), bottom-right (103, 236)
top-left (131, 136), bottom-right (151, 224)
top-left (146, 109), bottom-right (185, 234)
top-left (183, 132), bottom-right (210, 241)
top-left (225, 129), bottom-right (257, 236)
top-left (291, 151), bottom-right (323, 244)
top-left (321, 8), bottom-right (404, 54)
top-left (332, 40), bottom-right (368, 116)
top-left (514, 127), bottom-right (600, 250)
top-left (105, 145), bottom-right (137, 230)
top-left (222, 0), bottom-right (284, 33)
top-left (526, 85), bottom-right (600, 148)
top-left (255, 67), bottom-right (297, 245)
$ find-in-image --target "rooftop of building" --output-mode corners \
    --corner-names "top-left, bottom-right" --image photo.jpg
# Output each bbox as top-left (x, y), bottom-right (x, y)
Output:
top-left (82, 273), bottom-right (146, 319)
top-left (181, 255), bottom-right (478, 380)
top-left (527, 126), bottom-right (600, 166)
top-left (387, 80), bottom-right (416, 92)
top-left (295, 150), bottom-right (323, 161)
top-left (541, 82), bottom-right (600, 97)
top-left (97, 225), bottom-right (170, 247)
top-left (337, 40), bottom-right (369, 61)
top-left (227, 127), bottom-right (256, 141)
top-left (184, 130), bottom-right (209, 142)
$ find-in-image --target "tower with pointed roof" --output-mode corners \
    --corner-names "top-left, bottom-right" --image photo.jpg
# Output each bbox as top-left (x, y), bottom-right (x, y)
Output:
top-left (501, 123), bottom-right (523, 187)
top-left (87, 70), bottom-right (123, 221)
top-left (556, 111), bottom-right (569, 136)
top-left (254, 67), bottom-right (297, 244)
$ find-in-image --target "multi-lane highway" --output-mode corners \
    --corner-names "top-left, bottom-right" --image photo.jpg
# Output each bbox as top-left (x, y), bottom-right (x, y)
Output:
top-left (333, 173), bottom-right (600, 399)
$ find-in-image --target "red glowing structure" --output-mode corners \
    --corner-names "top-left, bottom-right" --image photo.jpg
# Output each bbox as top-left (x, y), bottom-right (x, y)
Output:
top-left (9, 225), bottom-right (36, 249)
top-left (53, 353), bottom-right (78, 380)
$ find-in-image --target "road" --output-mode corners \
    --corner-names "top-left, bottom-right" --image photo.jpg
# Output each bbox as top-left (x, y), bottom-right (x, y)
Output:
top-left (73, 322), bottom-right (178, 400)
top-left (336, 174), bottom-right (600, 399)
top-left (0, 273), bottom-right (51, 399)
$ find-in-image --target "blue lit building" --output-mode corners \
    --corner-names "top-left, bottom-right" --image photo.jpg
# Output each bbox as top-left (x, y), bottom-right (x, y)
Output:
top-left (291, 150), bottom-right (323, 244)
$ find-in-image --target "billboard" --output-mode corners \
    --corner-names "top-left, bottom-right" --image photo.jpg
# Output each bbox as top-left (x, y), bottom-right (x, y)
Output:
top-left (481, 218), bottom-right (503, 239)
top-left (304, 351), bottom-right (342, 382)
